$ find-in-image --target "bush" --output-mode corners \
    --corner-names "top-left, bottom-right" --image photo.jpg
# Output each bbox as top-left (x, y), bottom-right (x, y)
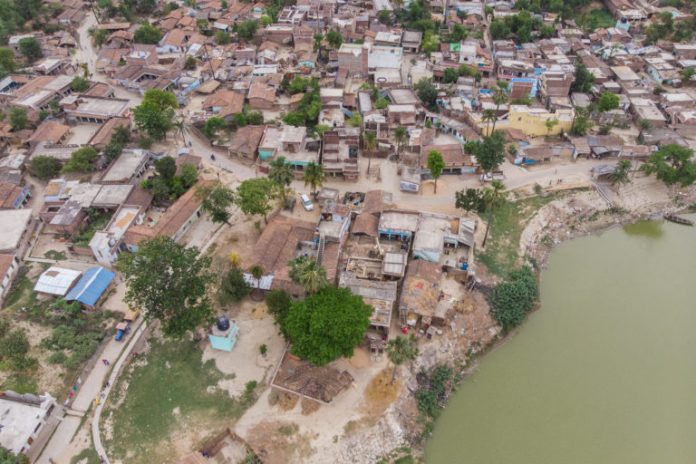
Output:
top-left (48, 351), bottom-right (67, 365)
top-left (218, 266), bottom-right (250, 304)
top-left (489, 266), bottom-right (538, 331)
top-left (265, 289), bottom-right (291, 336)
top-left (0, 330), bottom-right (29, 361)
top-left (30, 156), bottom-right (61, 180)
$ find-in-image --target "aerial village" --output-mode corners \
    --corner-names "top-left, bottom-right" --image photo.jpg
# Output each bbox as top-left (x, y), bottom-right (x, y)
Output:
top-left (1, 0), bottom-right (696, 461)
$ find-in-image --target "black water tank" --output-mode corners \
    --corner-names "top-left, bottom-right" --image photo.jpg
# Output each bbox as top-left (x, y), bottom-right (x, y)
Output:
top-left (217, 315), bottom-right (230, 331)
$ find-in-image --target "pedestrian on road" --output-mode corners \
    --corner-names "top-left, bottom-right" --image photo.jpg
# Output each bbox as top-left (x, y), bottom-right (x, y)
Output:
top-left (102, 359), bottom-right (110, 366)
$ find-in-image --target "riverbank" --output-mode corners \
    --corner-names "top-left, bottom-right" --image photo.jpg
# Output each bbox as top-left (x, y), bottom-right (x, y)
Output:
top-left (364, 174), bottom-right (696, 463)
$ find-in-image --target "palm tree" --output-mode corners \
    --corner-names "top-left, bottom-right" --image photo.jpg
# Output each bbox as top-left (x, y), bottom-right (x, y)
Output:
top-left (393, 126), bottom-right (407, 157)
top-left (611, 159), bottom-right (632, 186)
top-left (482, 179), bottom-right (507, 248)
top-left (482, 109), bottom-right (496, 134)
top-left (289, 256), bottom-right (328, 294)
top-left (303, 162), bottom-right (325, 197)
top-left (172, 117), bottom-right (189, 145)
top-left (491, 86), bottom-right (508, 132)
top-left (363, 131), bottom-right (377, 175)
top-left (386, 335), bottom-right (418, 383)
top-left (268, 156), bottom-right (294, 202)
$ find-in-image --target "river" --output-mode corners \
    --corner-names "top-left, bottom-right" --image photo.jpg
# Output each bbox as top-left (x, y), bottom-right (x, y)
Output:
top-left (426, 217), bottom-right (696, 463)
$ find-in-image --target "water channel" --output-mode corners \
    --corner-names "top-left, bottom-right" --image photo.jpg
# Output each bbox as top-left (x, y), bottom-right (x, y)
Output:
top-left (426, 217), bottom-right (696, 463)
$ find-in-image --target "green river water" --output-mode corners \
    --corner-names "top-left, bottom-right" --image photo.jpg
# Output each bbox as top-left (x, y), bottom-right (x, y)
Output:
top-left (426, 217), bottom-right (696, 463)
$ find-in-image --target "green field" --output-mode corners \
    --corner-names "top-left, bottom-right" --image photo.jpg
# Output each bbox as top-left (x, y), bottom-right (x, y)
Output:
top-left (105, 340), bottom-right (247, 463)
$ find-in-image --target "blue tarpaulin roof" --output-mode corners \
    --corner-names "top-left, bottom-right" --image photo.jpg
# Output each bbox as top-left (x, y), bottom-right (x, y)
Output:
top-left (65, 267), bottom-right (115, 307)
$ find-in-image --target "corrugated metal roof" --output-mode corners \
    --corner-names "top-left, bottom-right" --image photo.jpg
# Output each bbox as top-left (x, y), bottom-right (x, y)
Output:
top-left (34, 267), bottom-right (82, 296)
top-left (65, 266), bottom-right (115, 306)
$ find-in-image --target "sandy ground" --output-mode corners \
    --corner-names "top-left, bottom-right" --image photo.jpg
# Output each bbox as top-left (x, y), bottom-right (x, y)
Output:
top-left (234, 348), bottom-right (413, 464)
top-left (203, 301), bottom-right (285, 397)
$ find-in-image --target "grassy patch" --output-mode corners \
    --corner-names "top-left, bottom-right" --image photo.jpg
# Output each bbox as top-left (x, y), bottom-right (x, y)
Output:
top-left (106, 339), bottom-right (246, 463)
top-left (71, 209), bottom-right (112, 247)
top-left (70, 447), bottom-right (100, 464)
top-left (478, 195), bottom-right (556, 276)
top-left (577, 8), bottom-right (614, 31)
top-left (44, 249), bottom-right (67, 260)
top-left (4, 265), bottom-right (36, 310)
top-left (1, 371), bottom-right (38, 393)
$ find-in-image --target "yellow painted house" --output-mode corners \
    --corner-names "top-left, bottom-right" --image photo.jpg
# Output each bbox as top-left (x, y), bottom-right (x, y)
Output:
top-left (480, 105), bottom-right (574, 137)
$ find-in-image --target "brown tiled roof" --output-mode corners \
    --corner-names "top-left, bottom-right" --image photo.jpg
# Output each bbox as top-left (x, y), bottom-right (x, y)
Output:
top-left (249, 216), bottom-right (316, 293)
top-left (228, 125), bottom-right (265, 156)
top-left (124, 180), bottom-right (213, 244)
top-left (420, 144), bottom-right (472, 167)
top-left (247, 80), bottom-right (276, 103)
top-left (88, 117), bottom-right (129, 147)
top-left (202, 90), bottom-right (244, 118)
top-left (28, 121), bottom-right (70, 145)
top-left (83, 82), bottom-right (114, 98)
top-left (351, 213), bottom-right (379, 236)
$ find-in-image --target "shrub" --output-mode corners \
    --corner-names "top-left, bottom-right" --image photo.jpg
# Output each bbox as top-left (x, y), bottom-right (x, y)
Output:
top-left (218, 266), bottom-right (250, 304)
top-left (265, 289), bottom-right (291, 336)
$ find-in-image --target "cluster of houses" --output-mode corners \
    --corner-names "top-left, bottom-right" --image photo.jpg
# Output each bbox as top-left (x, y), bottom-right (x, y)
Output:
top-left (248, 188), bottom-right (476, 344)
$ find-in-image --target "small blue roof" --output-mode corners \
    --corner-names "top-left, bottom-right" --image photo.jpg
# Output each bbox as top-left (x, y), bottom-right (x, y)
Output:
top-left (65, 267), bottom-right (116, 307)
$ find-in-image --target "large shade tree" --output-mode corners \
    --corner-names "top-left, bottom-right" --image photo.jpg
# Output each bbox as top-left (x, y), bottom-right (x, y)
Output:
top-left (117, 236), bottom-right (214, 337)
top-left (133, 89), bottom-right (178, 141)
top-left (285, 287), bottom-right (372, 365)
top-left (236, 177), bottom-right (275, 222)
top-left (641, 144), bottom-right (696, 187)
top-left (197, 182), bottom-right (235, 224)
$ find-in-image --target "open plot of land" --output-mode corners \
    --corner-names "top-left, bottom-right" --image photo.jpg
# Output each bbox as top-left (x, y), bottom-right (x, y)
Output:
top-left (104, 339), bottom-right (248, 464)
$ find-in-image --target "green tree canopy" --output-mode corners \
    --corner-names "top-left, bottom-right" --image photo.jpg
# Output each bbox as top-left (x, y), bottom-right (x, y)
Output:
top-left (611, 159), bottom-right (632, 186)
top-left (285, 287), bottom-right (372, 365)
top-left (386, 335), bottom-right (418, 382)
top-left (572, 61), bottom-right (595, 93)
top-left (235, 19), bottom-right (258, 40)
top-left (198, 182), bottom-right (235, 224)
top-left (0, 48), bottom-right (16, 78)
top-left (415, 78), bottom-right (438, 110)
top-left (268, 156), bottom-right (294, 200)
top-left (471, 131), bottom-right (506, 173)
top-left (70, 76), bottom-right (90, 92)
top-left (30, 156), bottom-right (61, 180)
top-left (325, 29), bottom-right (343, 48)
top-left (218, 266), bottom-right (249, 304)
top-left (117, 236), bottom-right (213, 337)
top-left (427, 150), bottom-right (444, 193)
top-left (489, 266), bottom-right (538, 331)
top-left (133, 89), bottom-right (178, 140)
top-left (303, 161), bottom-right (325, 196)
top-left (597, 91), bottom-right (620, 112)
top-left (288, 256), bottom-right (328, 294)
top-left (455, 188), bottom-right (486, 213)
top-left (18, 37), bottom-right (42, 62)
top-left (236, 177), bottom-right (275, 222)
top-left (155, 155), bottom-right (176, 181)
top-left (202, 116), bottom-right (225, 139)
top-left (9, 107), bottom-right (27, 131)
top-left (62, 147), bottom-right (98, 173)
top-left (266, 289), bottom-right (291, 338)
top-left (640, 143), bottom-right (696, 187)
top-left (134, 23), bottom-right (162, 44)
